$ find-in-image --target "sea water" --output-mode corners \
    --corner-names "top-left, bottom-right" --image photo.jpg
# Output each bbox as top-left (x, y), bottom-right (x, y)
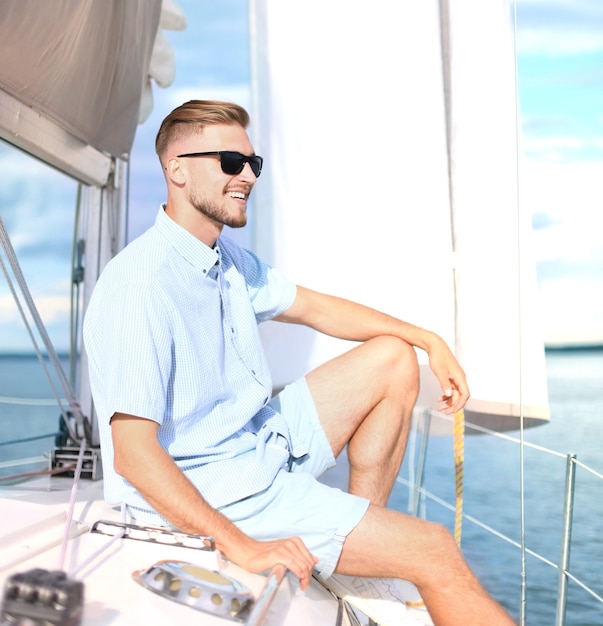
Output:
top-left (0, 354), bottom-right (71, 476)
top-left (1, 350), bottom-right (602, 625)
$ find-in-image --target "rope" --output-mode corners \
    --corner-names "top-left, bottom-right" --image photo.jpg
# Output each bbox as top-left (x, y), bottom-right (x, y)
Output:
top-left (58, 438), bottom-right (87, 571)
top-left (0, 463), bottom-right (76, 483)
top-left (453, 408), bottom-right (465, 547)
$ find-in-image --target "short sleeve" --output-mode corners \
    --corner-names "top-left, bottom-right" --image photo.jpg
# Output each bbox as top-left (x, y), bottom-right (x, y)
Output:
top-left (85, 283), bottom-right (173, 425)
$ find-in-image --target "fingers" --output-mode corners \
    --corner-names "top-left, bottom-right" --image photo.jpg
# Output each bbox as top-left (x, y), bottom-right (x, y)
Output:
top-left (427, 341), bottom-right (470, 414)
top-left (244, 536), bottom-right (319, 590)
top-left (437, 389), bottom-right (457, 414)
top-left (437, 376), bottom-right (470, 415)
top-left (273, 536), bottom-right (318, 590)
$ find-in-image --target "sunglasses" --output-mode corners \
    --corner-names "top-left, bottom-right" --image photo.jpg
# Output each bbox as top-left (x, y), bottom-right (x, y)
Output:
top-left (177, 151), bottom-right (263, 178)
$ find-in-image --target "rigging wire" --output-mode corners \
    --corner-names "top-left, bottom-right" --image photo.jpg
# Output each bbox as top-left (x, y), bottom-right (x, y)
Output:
top-left (510, 0), bottom-right (528, 623)
top-left (0, 218), bottom-right (84, 444)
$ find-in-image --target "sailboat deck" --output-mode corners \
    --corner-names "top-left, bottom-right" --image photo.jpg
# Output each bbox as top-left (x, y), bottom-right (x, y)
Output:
top-left (0, 477), bottom-right (344, 625)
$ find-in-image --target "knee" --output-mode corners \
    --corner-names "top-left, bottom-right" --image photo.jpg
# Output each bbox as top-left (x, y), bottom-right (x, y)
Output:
top-left (425, 520), bottom-right (456, 549)
top-left (418, 521), bottom-right (469, 587)
top-left (368, 336), bottom-right (419, 397)
top-left (414, 520), bottom-right (459, 571)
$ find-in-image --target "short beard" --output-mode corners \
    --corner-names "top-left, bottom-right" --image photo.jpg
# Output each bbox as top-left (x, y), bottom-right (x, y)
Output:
top-left (189, 189), bottom-right (247, 229)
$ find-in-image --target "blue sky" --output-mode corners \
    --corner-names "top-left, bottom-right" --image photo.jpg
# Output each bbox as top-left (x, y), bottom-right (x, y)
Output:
top-left (1, 0), bottom-right (602, 352)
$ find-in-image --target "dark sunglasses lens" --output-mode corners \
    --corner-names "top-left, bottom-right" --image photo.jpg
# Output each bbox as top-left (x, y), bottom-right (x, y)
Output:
top-left (220, 152), bottom-right (245, 175)
top-left (250, 156), bottom-right (262, 177)
top-left (220, 152), bottom-right (262, 177)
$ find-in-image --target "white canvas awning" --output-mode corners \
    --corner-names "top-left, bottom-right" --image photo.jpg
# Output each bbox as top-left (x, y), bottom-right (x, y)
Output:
top-left (0, 0), bottom-right (184, 185)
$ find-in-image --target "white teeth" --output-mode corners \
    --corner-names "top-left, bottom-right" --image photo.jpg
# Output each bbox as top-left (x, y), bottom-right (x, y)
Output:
top-left (228, 191), bottom-right (246, 199)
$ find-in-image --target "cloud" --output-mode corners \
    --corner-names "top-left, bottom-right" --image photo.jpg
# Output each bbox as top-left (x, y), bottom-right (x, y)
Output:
top-left (517, 0), bottom-right (603, 56)
top-left (0, 142), bottom-right (77, 265)
top-left (165, 0), bottom-right (249, 85)
top-left (522, 160), bottom-right (603, 250)
top-left (0, 282), bottom-right (72, 352)
top-left (1, 291), bottom-right (71, 325)
top-left (531, 211), bottom-right (559, 230)
top-left (538, 276), bottom-right (603, 345)
top-left (524, 141), bottom-right (603, 165)
top-left (518, 28), bottom-right (603, 57)
top-left (521, 134), bottom-right (593, 162)
top-left (522, 160), bottom-right (603, 218)
top-left (0, 151), bottom-right (73, 289)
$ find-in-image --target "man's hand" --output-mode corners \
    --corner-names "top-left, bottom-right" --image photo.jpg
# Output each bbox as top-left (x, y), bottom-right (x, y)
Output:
top-left (233, 535), bottom-right (319, 590)
top-left (426, 336), bottom-right (470, 415)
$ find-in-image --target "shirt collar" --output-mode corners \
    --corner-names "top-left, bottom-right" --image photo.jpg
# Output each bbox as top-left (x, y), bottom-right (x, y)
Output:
top-left (154, 205), bottom-right (220, 274)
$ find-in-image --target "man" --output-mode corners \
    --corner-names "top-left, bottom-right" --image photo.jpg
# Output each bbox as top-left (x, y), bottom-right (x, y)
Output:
top-left (84, 100), bottom-right (515, 625)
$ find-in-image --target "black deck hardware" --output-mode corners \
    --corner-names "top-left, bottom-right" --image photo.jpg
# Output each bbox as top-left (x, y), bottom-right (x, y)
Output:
top-left (0, 568), bottom-right (84, 626)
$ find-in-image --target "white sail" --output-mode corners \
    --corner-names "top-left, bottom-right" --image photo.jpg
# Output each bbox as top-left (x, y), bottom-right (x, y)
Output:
top-left (249, 0), bottom-right (549, 433)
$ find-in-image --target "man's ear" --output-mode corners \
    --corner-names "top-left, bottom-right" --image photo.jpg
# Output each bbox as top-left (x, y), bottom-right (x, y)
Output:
top-left (165, 156), bottom-right (186, 185)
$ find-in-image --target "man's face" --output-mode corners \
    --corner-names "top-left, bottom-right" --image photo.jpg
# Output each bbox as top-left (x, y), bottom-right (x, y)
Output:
top-left (179, 123), bottom-right (258, 229)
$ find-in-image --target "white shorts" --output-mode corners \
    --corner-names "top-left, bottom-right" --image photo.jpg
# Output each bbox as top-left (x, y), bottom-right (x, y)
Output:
top-left (217, 377), bottom-right (370, 579)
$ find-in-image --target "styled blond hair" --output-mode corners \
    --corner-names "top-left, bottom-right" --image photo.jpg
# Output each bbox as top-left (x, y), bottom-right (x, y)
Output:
top-left (155, 100), bottom-right (250, 163)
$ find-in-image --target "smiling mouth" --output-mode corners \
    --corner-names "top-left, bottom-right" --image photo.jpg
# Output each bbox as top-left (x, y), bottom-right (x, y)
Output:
top-left (227, 191), bottom-right (247, 200)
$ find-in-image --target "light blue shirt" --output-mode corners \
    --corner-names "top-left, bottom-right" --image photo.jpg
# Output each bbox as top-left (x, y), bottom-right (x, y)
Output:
top-left (84, 207), bottom-right (302, 517)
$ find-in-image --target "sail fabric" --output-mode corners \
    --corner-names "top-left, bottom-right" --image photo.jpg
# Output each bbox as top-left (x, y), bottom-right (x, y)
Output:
top-left (0, 0), bottom-right (164, 160)
top-left (250, 0), bottom-right (454, 377)
top-left (437, 0), bottom-right (549, 430)
top-left (249, 0), bottom-right (549, 431)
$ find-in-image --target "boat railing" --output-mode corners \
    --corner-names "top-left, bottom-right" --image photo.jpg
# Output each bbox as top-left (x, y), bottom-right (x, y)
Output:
top-left (400, 407), bottom-right (603, 626)
top-left (0, 394), bottom-right (59, 478)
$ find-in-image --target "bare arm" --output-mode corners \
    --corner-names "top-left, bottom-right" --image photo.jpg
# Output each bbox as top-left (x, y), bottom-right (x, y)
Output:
top-left (275, 286), bottom-right (469, 414)
top-left (111, 414), bottom-right (318, 587)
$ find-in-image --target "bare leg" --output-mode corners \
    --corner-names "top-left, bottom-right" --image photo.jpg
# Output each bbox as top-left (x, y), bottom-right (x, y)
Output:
top-left (337, 504), bottom-right (516, 626)
top-left (306, 335), bottom-right (418, 505)
top-left (306, 337), bottom-right (514, 624)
